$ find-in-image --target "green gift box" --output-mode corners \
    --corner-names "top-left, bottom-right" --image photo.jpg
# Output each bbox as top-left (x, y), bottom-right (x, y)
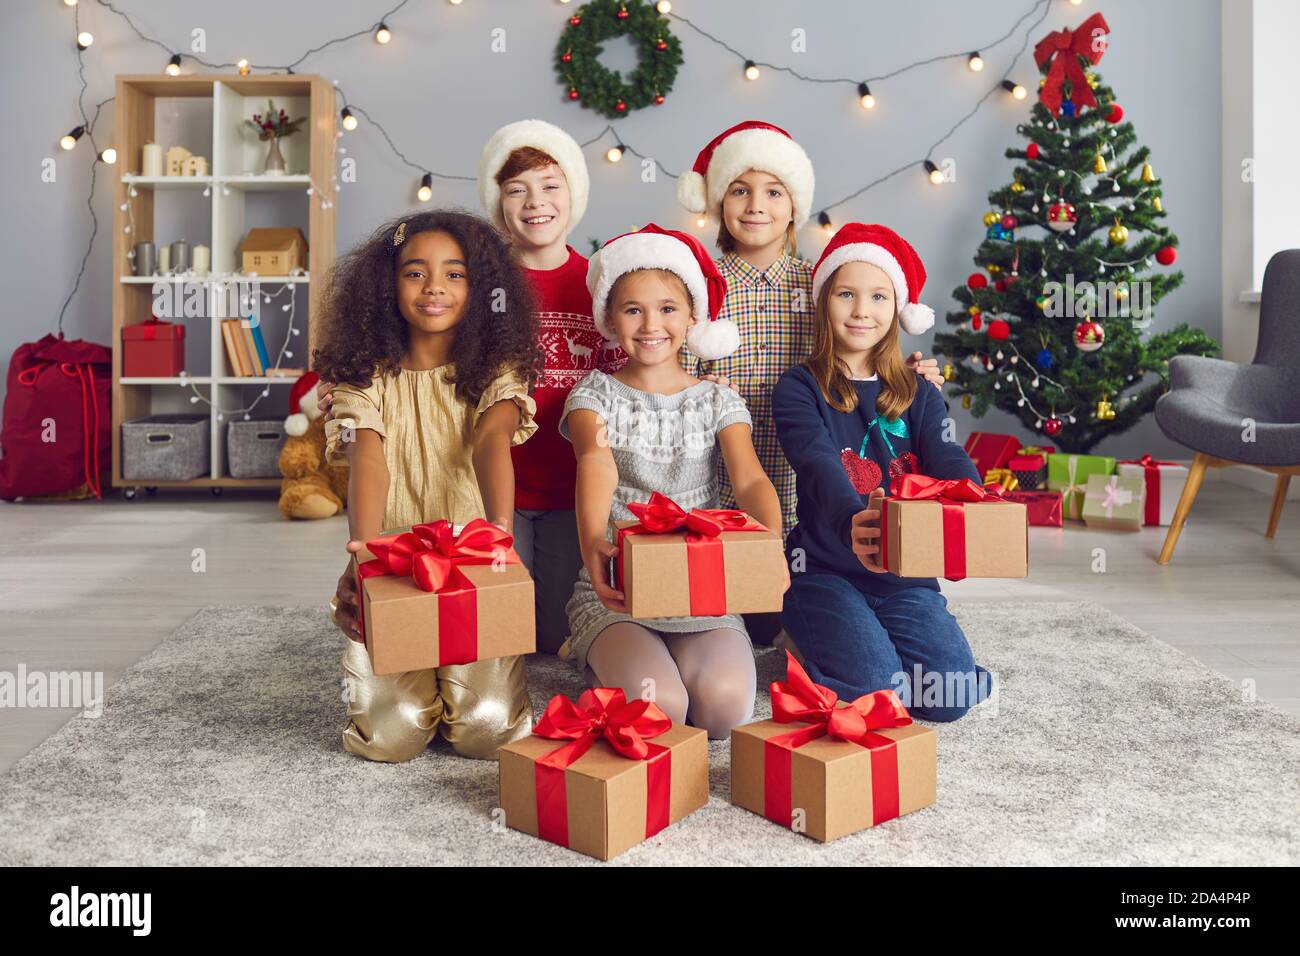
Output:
top-left (1081, 473), bottom-right (1146, 531)
top-left (1047, 453), bottom-right (1116, 521)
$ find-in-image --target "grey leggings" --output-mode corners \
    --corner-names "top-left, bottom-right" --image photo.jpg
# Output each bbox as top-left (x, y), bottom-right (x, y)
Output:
top-left (583, 621), bottom-right (756, 739)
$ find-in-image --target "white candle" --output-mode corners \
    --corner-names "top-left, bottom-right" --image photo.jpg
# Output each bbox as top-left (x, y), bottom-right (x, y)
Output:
top-left (141, 142), bottom-right (163, 177)
top-left (192, 244), bottom-right (210, 276)
top-left (157, 244), bottom-right (170, 274)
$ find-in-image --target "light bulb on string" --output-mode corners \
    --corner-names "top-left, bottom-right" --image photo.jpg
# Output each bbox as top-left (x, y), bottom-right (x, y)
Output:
top-left (375, 22), bottom-right (392, 44)
top-left (605, 144), bottom-right (625, 163)
top-left (744, 60), bottom-right (760, 81)
top-left (340, 107), bottom-right (358, 131)
top-left (924, 160), bottom-right (944, 185)
top-left (1001, 79), bottom-right (1027, 100)
top-left (64, 0), bottom-right (78, 6)
top-left (818, 211), bottom-right (833, 235)
top-left (165, 54), bottom-right (182, 76)
top-left (967, 52), bottom-right (984, 72)
top-left (98, 147), bottom-right (117, 164)
top-left (60, 126), bottom-right (85, 150)
top-left (857, 82), bottom-right (875, 109)
top-left (417, 173), bottom-right (433, 202)
top-left (237, 58), bottom-right (250, 75)
top-left (76, 32), bottom-right (93, 50)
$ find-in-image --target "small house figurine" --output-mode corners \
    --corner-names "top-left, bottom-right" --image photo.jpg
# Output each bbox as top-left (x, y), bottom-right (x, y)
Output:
top-left (241, 227), bottom-right (308, 275)
top-left (181, 155), bottom-right (208, 176)
top-left (165, 145), bottom-right (193, 176)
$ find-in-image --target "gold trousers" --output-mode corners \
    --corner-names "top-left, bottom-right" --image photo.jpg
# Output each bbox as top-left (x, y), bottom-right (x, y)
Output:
top-left (340, 641), bottom-right (533, 762)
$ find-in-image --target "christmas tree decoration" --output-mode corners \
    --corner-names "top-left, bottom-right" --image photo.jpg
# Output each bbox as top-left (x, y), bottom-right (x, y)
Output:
top-left (983, 211), bottom-right (1000, 227)
top-left (1152, 195), bottom-right (1163, 213)
top-left (943, 362), bottom-right (955, 381)
top-left (1093, 152), bottom-right (1107, 174)
top-left (1141, 161), bottom-right (1156, 183)
top-left (1096, 396), bottom-right (1116, 420)
top-left (1000, 214), bottom-right (1019, 231)
top-left (556, 0), bottom-right (683, 119)
top-left (935, 12), bottom-right (1219, 453)
top-left (1074, 319), bottom-right (1105, 352)
top-left (967, 273), bottom-right (988, 290)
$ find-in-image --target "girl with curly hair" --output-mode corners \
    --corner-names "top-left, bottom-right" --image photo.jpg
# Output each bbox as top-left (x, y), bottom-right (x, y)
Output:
top-left (316, 209), bottom-right (543, 763)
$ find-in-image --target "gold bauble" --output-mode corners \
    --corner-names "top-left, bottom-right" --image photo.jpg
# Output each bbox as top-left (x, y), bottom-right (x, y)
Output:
top-left (1086, 73), bottom-right (1099, 89)
top-left (983, 211), bottom-right (999, 227)
top-left (1108, 222), bottom-right (1129, 246)
top-left (1141, 162), bottom-right (1155, 183)
top-left (943, 362), bottom-right (955, 381)
top-left (962, 394), bottom-right (972, 409)
top-left (986, 263), bottom-right (1002, 274)
top-left (1096, 398), bottom-right (1114, 420)
top-left (1115, 286), bottom-right (1129, 300)
top-left (1093, 153), bottom-right (1107, 174)
top-left (1010, 180), bottom-right (1026, 194)
top-left (1152, 195), bottom-right (1163, 212)
top-left (968, 304), bottom-right (981, 316)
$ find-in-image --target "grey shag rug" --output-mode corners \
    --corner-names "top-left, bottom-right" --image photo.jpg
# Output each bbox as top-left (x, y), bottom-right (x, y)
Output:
top-left (1, 602), bottom-right (1296, 866)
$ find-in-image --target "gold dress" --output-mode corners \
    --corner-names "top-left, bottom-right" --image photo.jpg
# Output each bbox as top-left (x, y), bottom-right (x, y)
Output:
top-left (325, 364), bottom-right (538, 762)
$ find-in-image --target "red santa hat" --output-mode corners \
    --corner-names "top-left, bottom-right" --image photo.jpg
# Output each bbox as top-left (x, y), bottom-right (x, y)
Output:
top-left (284, 370), bottom-right (320, 437)
top-left (810, 223), bottom-right (935, 335)
top-left (587, 224), bottom-right (736, 360)
top-left (677, 120), bottom-right (815, 230)
top-left (478, 119), bottom-right (590, 234)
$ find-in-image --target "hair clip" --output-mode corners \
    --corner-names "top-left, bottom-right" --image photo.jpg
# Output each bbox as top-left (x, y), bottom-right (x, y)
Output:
top-left (392, 221), bottom-right (408, 247)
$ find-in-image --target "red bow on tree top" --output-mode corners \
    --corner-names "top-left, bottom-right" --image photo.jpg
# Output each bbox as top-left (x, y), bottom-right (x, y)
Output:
top-left (1033, 11), bottom-right (1111, 117)
top-left (534, 687), bottom-right (672, 764)
top-left (771, 652), bottom-right (913, 745)
top-left (626, 491), bottom-right (765, 538)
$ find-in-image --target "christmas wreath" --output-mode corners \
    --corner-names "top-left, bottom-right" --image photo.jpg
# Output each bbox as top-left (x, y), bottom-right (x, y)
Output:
top-left (555, 0), bottom-right (683, 119)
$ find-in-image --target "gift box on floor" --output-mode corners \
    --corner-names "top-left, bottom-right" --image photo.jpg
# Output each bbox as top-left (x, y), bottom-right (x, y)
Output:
top-left (1081, 473), bottom-right (1146, 531)
top-left (353, 519), bottom-right (535, 676)
top-left (1008, 453), bottom-right (1048, 490)
top-left (880, 475), bottom-right (1028, 580)
top-left (615, 492), bottom-right (785, 619)
top-left (1117, 455), bottom-right (1188, 526)
top-left (1047, 453), bottom-right (1116, 521)
top-left (982, 467), bottom-right (1018, 494)
top-left (122, 318), bottom-right (184, 377)
top-left (1003, 489), bottom-right (1064, 527)
top-left (731, 654), bottom-right (936, 843)
top-left (963, 431), bottom-right (1022, 480)
top-left (499, 689), bottom-right (708, 861)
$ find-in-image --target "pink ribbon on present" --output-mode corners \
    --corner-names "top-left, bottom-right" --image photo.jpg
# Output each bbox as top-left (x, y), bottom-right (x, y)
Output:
top-left (1118, 454), bottom-right (1175, 526)
top-left (1085, 475), bottom-right (1133, 518)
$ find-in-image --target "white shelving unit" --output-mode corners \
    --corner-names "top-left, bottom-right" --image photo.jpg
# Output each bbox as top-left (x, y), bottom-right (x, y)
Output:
top-left (111, 74), bottom-right (336, 493)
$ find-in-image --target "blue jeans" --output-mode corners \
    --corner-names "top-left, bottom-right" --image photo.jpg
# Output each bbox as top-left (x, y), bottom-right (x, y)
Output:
top-left (782, 572), bottom-right (991, 722)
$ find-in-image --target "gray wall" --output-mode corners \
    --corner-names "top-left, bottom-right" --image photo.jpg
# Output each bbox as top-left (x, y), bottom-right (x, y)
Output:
top-left (2, 0), bottom-right (1221, 459)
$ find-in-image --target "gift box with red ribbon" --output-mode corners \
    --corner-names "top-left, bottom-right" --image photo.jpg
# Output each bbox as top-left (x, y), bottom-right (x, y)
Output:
top-left (880, 474), bottom-right (1028, 580)
top-left (614, 492), bottom-right (785, 619)
top-left (122, 318), bottom-right (184, 377)
top-left (352, 519), bottom-right (535, 676)
top-left (498, 688), bottom-right (708, 861)
top-left (1116, 455), bottom-right (1188, 526)
top-left (962, 431), bottom-right (1022, 480)
top-left (731, 653), bottom-right (936, 843)
top-left (1003, 489), bottom-right (1064, 527)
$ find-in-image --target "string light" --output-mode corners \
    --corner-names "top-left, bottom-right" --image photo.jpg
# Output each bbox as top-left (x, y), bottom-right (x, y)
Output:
top-left (416, 173), bottom-right (433, 202)
top-left (743, 60), bottom-right (760, 81)
top-left (165, 54), bottom-right (182, 76)
top-left (98, 147), bottom-right (117, 165)
top-left (340, 107), bottom-right (358, 131)
top-left (857, 82), bottom-right (876, 109)
top-left (60, 126), bottom-right (85, 150)
top-left (656, 1), bottom-right (672, 13)
top-left (1001, 79), bottom-right (1027, 99)
top-left (237, 58), bottom-right (250, 75)
top-left (818, 211), bottom-right (833, 235)
top-left (605, 143), bottom-right (625, 163)
top-left (375, 22), bottom-right (392, 44)
top-left (968, 52), bottom-right (985, 72)
top-left (76, 31), bottom-right (93, 50)
top-left (924, 160), bottom-right (945, 185)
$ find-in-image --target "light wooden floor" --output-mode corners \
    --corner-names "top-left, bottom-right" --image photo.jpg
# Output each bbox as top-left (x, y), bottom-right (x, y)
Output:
top-left (1, 478), bottom-right (1296, 773)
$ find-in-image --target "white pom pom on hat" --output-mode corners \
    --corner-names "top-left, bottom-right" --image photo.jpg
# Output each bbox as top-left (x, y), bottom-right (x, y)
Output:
top-left (676, 120), bottom-right (815, 230)
top-left (478, 119), bottom-right (589, 234)
top-left (587, 224), bottom-right (737, 360)
top-left (810, 223), bottom-right (935, 335)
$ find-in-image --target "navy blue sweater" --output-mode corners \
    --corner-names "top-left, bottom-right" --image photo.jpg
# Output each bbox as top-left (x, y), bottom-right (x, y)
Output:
top-left (772, 364), bottom-right (981, 596)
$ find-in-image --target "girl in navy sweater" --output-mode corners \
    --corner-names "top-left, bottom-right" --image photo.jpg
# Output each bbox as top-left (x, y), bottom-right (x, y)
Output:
top-left (772, 223), bottom-right (991, 721)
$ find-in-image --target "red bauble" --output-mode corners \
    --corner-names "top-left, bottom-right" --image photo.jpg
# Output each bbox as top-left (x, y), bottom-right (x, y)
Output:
top-left (1025, 143), bottom-right (1040, 160)
top-left (971, 313), bottom-right (983, 331)
top-left (654, 94), bottom-right (665, 105)
top-left (656, 39), bottom-right (667, 51)
top-left (569, 15), bottom-right (582, 26)
top-left (615, 100), bottom-right (627, 113)
top-left (1000, 214), bottom-right (1018, 230)
top-left (1074, 319), bottom-right (1105, 352)
top-left (1043, 417), bottom-right (1064, 436)
top-left (616, 6), bottom-right (629, 18)
top-left (568, 88), bottom-right (580, 100)
top-left (561, 51), bottom-right (572, 63)
top-left (988, 319), bottom-right (1011, 340)
top-left (1107, 103), bottom-right (1124, 123)
top-left (1156, 245), bottom-right (1177, 266)
top-left (967, 272), bottom-right (988, 290)
top-left (994, 278), bottom-right (1008, 292)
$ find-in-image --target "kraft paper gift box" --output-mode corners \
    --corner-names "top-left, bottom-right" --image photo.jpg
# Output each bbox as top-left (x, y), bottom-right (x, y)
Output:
top-left (1003, 489), bottom-right (1064, 527)
top-left (963, 431), bottom-right (1022, 480)
top-left (614, 492), bottom-right (785, 619)
top-left (1081, 473), bottom-right (1146, 531)
top-left (498, 689), bottom-right (708, 861)
top-left (1116, 455), bottom-right (1189, 526)
top-left (1047, 452), bottom-right (1116, 521)
top-left (352, 519), bottom-right (535, 676)
top-left (879, 475), bottom-right (1028, 580)
top-left (731, 654), bottom-right (937, 843)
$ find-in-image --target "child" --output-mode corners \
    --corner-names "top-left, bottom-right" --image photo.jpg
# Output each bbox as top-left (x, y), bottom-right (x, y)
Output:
top-left (475, 119), bottom-right (626, 656)
top-left (316, 210), bottom-right (543, 761)
top-left (771, 223), bottom-right (991, 721)
top-left (560, 224), bottom-right (786, 738)
top-left (677, 121), bottom-right (944, 644)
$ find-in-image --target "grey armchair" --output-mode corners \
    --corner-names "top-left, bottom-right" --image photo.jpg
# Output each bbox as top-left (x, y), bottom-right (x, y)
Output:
top-left (1154, 248), bottom-right (1300, 563)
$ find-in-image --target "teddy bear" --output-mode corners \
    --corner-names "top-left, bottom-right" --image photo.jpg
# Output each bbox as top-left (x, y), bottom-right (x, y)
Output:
top-left (278, 371), bottom-right (349, 520)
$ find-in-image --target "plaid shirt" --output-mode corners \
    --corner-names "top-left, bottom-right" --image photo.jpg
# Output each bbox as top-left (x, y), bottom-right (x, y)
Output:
top-left (684, 251), bottom-right (814, 538)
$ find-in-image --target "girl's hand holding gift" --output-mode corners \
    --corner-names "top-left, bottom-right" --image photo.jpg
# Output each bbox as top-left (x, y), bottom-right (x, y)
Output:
top-left (851, 488), bottom-right (887, 574)
top-left (582, 536), bottom-right (627, 614)
top-left (332, 539), bottom-right (366, 643)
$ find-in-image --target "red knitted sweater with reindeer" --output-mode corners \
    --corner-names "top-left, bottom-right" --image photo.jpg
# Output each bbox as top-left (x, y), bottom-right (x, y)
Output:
top-left (514, 246), bottom-right (627, 510)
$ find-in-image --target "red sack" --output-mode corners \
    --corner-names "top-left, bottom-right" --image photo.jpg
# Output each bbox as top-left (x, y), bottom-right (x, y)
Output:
top-left (0, 334), bottom-right (111, 499)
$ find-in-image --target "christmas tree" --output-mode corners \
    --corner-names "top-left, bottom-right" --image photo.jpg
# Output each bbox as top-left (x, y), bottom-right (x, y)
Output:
top-left (934, 12), bottom-right (1218, 454)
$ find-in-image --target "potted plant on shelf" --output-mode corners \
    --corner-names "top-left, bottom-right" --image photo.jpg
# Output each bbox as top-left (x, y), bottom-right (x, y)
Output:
top-left (244, 100), bottom-right (306, 175)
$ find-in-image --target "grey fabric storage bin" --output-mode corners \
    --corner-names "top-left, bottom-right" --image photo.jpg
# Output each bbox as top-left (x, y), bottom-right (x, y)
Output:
top-left (122, 414), bottom-right (210, 480)
top-left (227, 419), bottom-right (287, 478)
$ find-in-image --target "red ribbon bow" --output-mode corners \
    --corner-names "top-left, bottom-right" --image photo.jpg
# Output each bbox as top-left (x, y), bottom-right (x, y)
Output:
top-left (1033, 12), bottom-right (1110, 117)
top-left (765, 653), bottom-right (913, 827)
top-left (880, 474), bottom-right (1004, 581)
top-left (1118, 454), bottom-right (1176, 526)
top-left (617, 493), bottom-right (768, 615)
top-left (532, 688), bottom-right (674, 848)
top-left (356, 518), bottom-right (517, 665)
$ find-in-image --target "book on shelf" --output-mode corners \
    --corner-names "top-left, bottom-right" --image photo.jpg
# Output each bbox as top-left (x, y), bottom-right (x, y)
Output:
top-left (247, 322), bottom-right (272, 373)
top-left (238, 321), bottom-right (265, 376)
top-left (264, 367), bottom-right (304, 378)
top-left (220, 320), bottom-right (244, 376)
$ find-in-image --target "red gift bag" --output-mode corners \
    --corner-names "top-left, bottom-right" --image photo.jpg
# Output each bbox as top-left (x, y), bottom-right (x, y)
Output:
top-left (0, 334), bottom-right (111, 499)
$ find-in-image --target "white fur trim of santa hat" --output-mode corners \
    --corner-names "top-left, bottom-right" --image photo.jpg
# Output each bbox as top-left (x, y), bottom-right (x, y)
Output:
top-left (478, 119), bottom-right (589, 234)
top-left (677, 123), bottom-right (815, 230)
top-left (588, 232), bottom-right (738, 360)
top-left (811, 242), bottom-right (936, 335)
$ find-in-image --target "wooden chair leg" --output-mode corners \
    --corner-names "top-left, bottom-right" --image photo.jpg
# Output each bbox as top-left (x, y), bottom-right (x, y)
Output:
top-left (1158, 452), bottom-right (1210, 564)
top-left (1266, 474), bottom-right (1291, 539)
